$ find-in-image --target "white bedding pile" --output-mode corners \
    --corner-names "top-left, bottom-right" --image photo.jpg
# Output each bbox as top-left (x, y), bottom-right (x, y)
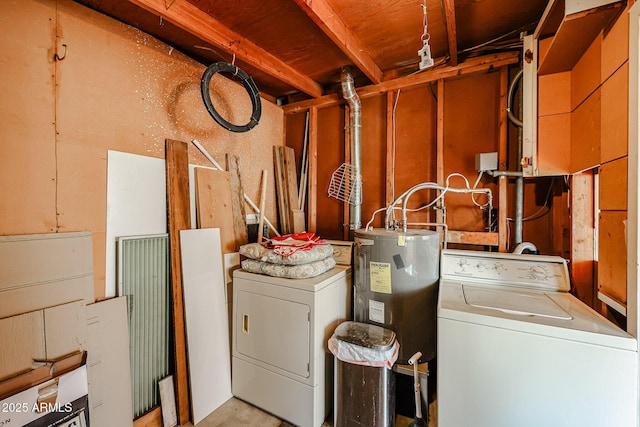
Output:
top-left (239, 239), bottom-right (335, 279)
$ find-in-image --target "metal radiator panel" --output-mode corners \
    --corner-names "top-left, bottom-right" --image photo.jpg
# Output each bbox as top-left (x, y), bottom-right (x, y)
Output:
top-left (117, 234), bottom-right (170, 419)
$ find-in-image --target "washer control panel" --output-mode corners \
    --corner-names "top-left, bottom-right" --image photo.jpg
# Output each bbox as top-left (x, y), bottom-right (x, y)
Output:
top-left (440, 249), bottom-right (570, 292)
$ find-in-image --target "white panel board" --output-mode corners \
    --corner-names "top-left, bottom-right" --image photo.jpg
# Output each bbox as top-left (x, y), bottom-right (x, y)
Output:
top-left (105, 151), bottom-right (166, 297)
top-left (86, 297), bottom-right (133, 427)
top-left (179, 228), bottom-right (232, 425)
top-left (0, 232), bottom-right (93, 317)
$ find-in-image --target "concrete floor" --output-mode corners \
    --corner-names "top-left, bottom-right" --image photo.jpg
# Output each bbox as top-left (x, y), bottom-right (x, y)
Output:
top-left (185, 397), bottom-right (438, 427)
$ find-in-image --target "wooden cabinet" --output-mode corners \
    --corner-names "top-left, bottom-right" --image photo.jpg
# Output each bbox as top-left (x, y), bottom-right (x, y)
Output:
top-left (536, 0), bottom-right (625, 75)
top-left (522, 0), bottom-right (624, 177)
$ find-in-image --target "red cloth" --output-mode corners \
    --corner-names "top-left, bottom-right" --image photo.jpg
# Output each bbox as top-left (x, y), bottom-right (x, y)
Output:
top-left (264, 232), bottom-right (327, 256)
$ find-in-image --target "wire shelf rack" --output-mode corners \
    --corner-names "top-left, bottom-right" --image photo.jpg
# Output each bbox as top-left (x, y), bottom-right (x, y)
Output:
top-left (328, 163), bottom-right (362, 206)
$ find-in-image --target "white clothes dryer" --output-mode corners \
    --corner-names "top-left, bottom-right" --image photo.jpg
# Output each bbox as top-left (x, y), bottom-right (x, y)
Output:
top-left (232, 266), bottom-right (351, 427)
top-left (437, 249), bottom-right (638, 427)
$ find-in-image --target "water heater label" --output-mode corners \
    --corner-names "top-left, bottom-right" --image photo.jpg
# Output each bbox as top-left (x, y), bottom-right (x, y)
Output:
top-left (370, 262), bottom-right (392, 294)
top-left (354, 236), bottom-right (374, 246)
top-left (369, 300), bottom-right (385, 323)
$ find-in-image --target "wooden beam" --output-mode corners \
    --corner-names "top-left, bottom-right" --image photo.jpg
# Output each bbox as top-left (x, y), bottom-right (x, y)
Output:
top-left (291, 0), bottom-right (383, 84)
top-left (571, 172), bottom-right (595, 307)
top-left (283, 51), bottom-right (520, 113)
top-left (386, 91), bottom-right (395, 207)
top-left (446, 230), bottom-right (499, 246)
top-left (436, 79), bottom-right (445, 227)
top-left (165, 139), bottom-right (191, 425)
top-left (128, 0), bottom-right (323, 98)
top-left (443, 0), bottom-right (458, 66)
top-left (498, 66), bottom-right (508, 252)
top-left (134, 407), bottom-right (162, 427)
top-left (307, 107), bottom-right (318, 232)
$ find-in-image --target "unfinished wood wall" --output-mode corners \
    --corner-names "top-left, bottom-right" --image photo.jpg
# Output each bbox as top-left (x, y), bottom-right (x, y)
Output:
top-left (285, 71), bottom-right (512, 243)
top-left (597, 9), bottom-right (629, 317)
top-left (443, 72), bottom-right (501, 233)
top-left (0, 0), bottom-right (284, 300)
top-left (391, 86), bottom-right (438, 226)
top-left (534, 7), bottom-right (629, 316)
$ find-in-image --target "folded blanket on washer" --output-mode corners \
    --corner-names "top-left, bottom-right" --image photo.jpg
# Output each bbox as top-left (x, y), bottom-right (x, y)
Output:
top-left (239, 241), bottom-right (334, 265)
top-left (241, 257), bottom-right (336, 279)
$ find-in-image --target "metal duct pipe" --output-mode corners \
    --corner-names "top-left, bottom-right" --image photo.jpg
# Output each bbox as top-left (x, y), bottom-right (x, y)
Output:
top-left (507, 67), bottom-right (525, 245)
top-left (341, 67), bottom-right (362, 232)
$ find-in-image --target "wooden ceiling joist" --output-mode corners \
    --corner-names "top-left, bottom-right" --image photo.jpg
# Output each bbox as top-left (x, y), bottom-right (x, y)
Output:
top-left (443, 0), bottom-right (458, 66)
top-left (283, 51), bottom-right (519, 113)
top-left (128, 0), bottom-right (324, 98)
top-left (292, 0), bottom-right (383, 84)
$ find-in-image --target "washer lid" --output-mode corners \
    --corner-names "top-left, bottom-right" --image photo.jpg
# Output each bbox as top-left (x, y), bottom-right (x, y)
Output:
top-left (463, 285), bottom-right (572, 320)
top-left (438, 281), bottom-right (637, 351)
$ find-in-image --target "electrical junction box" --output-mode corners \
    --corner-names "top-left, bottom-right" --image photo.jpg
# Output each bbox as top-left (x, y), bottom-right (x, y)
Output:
top-left (475, 152), bottom-right (498, 172)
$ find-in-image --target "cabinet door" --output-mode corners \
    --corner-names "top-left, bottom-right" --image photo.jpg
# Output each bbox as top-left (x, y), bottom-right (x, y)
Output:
top-left (236, 290), bottom-right (310, 378)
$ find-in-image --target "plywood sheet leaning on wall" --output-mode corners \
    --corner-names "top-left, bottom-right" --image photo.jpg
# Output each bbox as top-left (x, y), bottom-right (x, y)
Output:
top-left (195, 167), bottom-right (237, 253)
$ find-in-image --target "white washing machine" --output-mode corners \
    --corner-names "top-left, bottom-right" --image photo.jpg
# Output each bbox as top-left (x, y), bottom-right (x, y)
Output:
top-left (232, 266), bottom-right (351, 427)
top-left (437, 249), bottom-right (638, 427)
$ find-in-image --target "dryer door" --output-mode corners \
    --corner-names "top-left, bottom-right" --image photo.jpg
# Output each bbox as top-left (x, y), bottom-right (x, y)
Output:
top-left (236, 290), bottom-right (310, 378)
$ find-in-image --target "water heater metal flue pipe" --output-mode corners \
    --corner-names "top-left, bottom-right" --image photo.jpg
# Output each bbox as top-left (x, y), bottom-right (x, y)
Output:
top-left (341, 67), bottom-right (362, 232)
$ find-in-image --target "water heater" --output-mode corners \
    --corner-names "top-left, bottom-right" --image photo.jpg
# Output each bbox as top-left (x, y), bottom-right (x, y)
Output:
top-left (353, 228), bottom-right (439, 363)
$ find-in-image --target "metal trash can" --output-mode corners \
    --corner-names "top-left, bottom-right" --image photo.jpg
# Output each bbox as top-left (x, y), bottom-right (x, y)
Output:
top-left (329, 321), bottom-right (399, 427)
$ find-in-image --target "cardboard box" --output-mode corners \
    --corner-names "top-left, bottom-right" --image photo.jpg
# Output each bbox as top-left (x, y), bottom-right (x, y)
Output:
top-left (0, 365), bottom-right (89, 427)
top-left (325, 240), bottom-right (354, 265)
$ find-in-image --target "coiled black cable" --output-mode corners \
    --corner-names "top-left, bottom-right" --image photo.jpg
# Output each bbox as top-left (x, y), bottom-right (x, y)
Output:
top-left (200, 62), bottom-right (262, 133)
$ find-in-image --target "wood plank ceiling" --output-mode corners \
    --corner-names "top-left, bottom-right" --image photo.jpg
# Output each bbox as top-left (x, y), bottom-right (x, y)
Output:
top-left (74, 0), bottom-right (548, 103)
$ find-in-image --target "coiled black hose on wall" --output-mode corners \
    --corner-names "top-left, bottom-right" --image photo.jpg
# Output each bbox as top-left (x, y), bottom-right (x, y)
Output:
top-left (200, 62), bottom-right (262, 133)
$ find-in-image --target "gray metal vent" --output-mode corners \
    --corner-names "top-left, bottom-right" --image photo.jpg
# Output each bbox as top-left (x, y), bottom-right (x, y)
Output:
top-left (117, 234), bottom-right (170, 419)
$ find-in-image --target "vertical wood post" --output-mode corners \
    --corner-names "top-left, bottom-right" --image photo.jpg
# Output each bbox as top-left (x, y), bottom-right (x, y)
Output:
top-left (308, 107), bottom-right (318, 232)
top-left (436, 80), bottom-right (445, 231)
top-left (165, 139), bottom-right (191, 425)
top-left (498, 66), bottom-right (509, 252)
